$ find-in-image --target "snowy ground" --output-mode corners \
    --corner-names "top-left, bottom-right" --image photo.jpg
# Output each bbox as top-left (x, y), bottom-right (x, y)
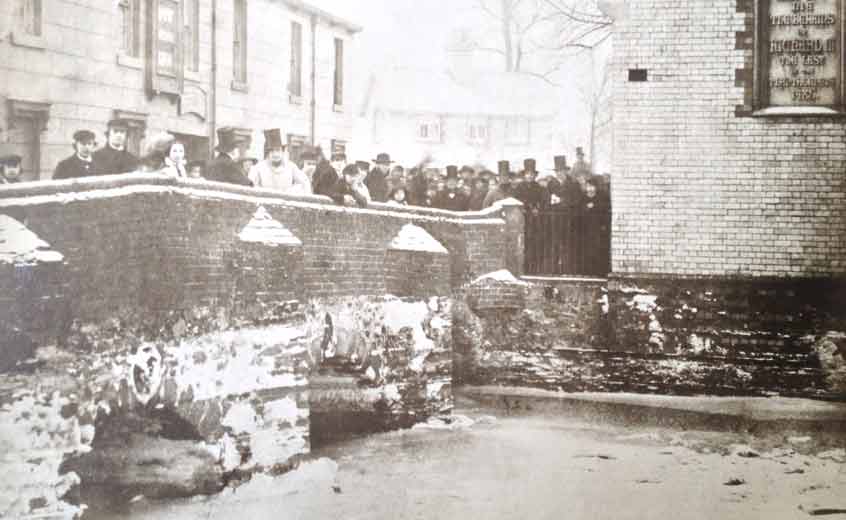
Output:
top-left (85, 398), bottom-right (846, 520)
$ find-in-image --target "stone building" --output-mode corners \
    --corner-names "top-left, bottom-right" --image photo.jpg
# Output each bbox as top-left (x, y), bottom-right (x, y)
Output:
top-left (357, 68), bottom-right (561, 168)
top-left (0, 0), bottom-right (360, 180)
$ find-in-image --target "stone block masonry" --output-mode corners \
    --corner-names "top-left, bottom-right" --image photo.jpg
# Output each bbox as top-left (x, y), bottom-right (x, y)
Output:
top-left (0, 176), bottom-right (519, 519)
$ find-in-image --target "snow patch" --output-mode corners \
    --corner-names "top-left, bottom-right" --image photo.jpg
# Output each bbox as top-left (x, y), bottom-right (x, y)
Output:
top-left (471, 269), bottom-right (528, 286)
top-left (238, 206), bottom-right (302, 246)
top-left (388, 223), bottom-right (448, 254)
top-left (0, 214), bottom-right (64, 264)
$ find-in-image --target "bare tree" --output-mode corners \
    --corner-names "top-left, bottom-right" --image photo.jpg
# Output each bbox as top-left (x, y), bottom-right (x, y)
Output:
top-left (579, 52), bottom-right (613, 166)
top-left (460, 0), bottom-right (613, 83)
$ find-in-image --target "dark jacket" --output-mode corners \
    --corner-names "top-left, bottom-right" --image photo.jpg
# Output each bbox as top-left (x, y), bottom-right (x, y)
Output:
top-left (312, 160), bottom-right (339, 198)
top-left (433, 189), bottom-right (469, 212)
top-left (53, 154), bottom-right (95, 180)
top-left (92, 146), bottom-right (139, 176)
top-left (206, 153), bottom-right (253, 186)
top-left (467, 188), bottom-right (488, 211)
top-left (515, 182), bottom-right (546, 211)
top-left (482, 184), bottom-right (513, 208)
top-left (326, 177), bottom-right (368, 207)
top-left (364, 168), bottom-right (390, 202)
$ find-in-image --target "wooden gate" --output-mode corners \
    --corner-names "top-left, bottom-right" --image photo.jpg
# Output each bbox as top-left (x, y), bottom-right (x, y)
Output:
top-left (523, 205), bottom-right (611, 277)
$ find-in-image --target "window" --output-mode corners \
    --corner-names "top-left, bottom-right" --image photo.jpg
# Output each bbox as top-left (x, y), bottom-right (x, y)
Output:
top-left (119, 0), bottom-right (141, 57)
top-left (331, 139), bottom-right (346, 156)
top-left (505, 117), bottom-right (529, 145)
top-left (417, 119), bottom-right (441, 142)
top-left (290, 21), bottom-right (303, 98)
top-left (183, 0), bottom-right (200, 72)
top-left (334, 38), bottom-right (344, 107)
top-left (7, 99), bottom-right (50, 180)
top-left (233, 0), bottom-right (248, 85)
top-left (15, 0), bottom-right (42, 37)
top-left (751, 0), bottom-right (845, 114)
top-left (287, 134), bottom-right (307, 165)
top-left (467, 121), bottom-right (489, 143)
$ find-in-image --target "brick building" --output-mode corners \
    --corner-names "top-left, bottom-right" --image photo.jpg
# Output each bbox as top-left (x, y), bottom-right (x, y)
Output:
top-left (0, 0), bottom-right (360, 181)
top-left (600, 0), bottom-right (846, 369)
top-left (606, 0), bottom-right (846, 278)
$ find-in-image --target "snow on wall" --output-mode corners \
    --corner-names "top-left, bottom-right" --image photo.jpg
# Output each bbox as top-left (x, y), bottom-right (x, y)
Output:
top-left (388, 223), bottom-right (449, 254)
top-left (0, 214), bottom-right (63, 264)
top-left (238, 206), bottom-right (303, 247)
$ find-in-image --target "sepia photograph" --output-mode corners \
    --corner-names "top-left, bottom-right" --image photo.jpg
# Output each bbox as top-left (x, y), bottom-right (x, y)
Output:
top-left (0, 0), bottom-right (844, 518)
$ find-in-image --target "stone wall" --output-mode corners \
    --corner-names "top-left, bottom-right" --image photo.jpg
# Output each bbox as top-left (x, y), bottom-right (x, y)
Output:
top-left (611, 0), bottom-right (846, 277)
top-left (0, 177), bottom-right (517, 519)
top-left (456, 274), bottom-right (846, 400)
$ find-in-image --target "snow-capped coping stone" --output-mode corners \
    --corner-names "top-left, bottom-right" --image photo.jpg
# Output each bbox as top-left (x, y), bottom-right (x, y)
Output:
top-left (388, 223), bottom-right (449, 255)
top-left (0, 214), bottom-right (64, 265)
top-left (471, 269), bottom-right (529, 286)
top-left (238, 206), bottom-right (302, 247)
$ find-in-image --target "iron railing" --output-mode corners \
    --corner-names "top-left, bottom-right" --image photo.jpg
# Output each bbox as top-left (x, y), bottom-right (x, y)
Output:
top-left (524, 204), bottom-right (611, 277)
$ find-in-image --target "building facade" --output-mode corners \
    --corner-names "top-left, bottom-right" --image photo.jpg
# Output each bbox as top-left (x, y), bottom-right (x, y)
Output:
top-left (0, 0), bottom-right (360, 180)
top-left (357, 68), bottom-right (561, 169)
top-left (608, 0), bottom-right (846, 278)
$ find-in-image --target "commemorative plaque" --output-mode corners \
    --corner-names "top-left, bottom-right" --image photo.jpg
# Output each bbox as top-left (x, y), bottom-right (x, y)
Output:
top-left (763, 0), bottom-right (843, 108)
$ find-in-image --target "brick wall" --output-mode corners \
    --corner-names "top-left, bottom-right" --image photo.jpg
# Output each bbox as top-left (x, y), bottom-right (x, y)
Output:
top-left (0, 175), bottom-right (515, 336)
top-left (612, 0), bottom-right (846, 277)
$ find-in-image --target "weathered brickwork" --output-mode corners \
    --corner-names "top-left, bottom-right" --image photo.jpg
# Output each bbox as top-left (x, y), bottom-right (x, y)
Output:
top-left (612, 0), bottom-right (846, 277)
top-left (0, 176), bottom-right (515, 343)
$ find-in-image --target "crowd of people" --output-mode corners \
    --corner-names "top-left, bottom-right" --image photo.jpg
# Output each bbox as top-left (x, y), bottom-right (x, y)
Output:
top-left (0, 120), bottom-right (610, 216)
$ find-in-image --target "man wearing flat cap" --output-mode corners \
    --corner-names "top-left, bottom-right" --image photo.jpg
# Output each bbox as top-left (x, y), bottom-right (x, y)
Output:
top-left (92, 119), bottom-right (139, 176)
top-left (0, 154), bottom-right (24, 184)
top-left (365, 152), bottom-right (391, 202)
top-left (248, 129), bottom-right (310, 194)
top-left (53, 130), bottom-right (98, 180)
top-left (206, 126), bottom-right (253, 186)
top-left (312, 151), bottom-right (345, 198)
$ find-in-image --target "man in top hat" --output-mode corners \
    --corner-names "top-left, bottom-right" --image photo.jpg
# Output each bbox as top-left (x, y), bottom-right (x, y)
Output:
top-left (365, 152), bottom-right (391, 202)
top-left (515, 158), bottom-right (545, 212)
top-left (467, 170), bottom-right (490, 211)
top-left (248, 129), bottom-right (310, 194)
top-left (552, 154), bottom-right (582, 207)
top-left (206, 126), bottom-right (253, 186)
top-left (483, 160), bottom-right (516, 208)
top-left (433, 165), bottom-right (469, 211)
top-left (92, 119), bottom-right (139, 176)
top-left (572, 146), bottom-right (592, 178)
top-left (53, 130), bottom-right (98, 180)
top-left (0, 154), bottom-right (24, 184)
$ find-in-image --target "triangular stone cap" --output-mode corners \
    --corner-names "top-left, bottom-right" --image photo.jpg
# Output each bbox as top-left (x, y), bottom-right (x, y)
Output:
top-left (389, 223), bottom-right (448, 254)
top-left (238, 206), bottom-right (302, 247)
top-left (471, 269), bottom-right (528, 286)
top-left (0, 214), bottom-right (64, 264)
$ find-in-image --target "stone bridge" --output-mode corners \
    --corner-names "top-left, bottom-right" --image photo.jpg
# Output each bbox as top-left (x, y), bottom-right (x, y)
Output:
top-left (1, 175), bottom-right (844, 519)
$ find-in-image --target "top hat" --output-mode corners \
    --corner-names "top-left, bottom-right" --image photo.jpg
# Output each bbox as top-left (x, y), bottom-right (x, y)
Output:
top-left (106, 118), bottom-right (131, 131)
top-left (373, 152), bottom-right (391, 165)
top-left (0, 154), bottom-right (22, 166)
top-left (446, 165), bottom-right (459, 178)
top-left (460, 165), bottom-right (475, 174)
top-left (217, 126), bottom-right (245, 151)
top-left (263, 129), bottom-right (286, 151)
top-left (554, 155), bottom-right (568, 171)
top-left (497, 160), bottom-right (510, 178)
top-left (73, 129), bottom-right (96, 143)
top-left (523, 158), bottom-right (537, 173)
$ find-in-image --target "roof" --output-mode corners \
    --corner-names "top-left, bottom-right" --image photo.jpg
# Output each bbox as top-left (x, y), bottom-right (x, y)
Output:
top-left (280, 0), bottom-right (363, 33)
top-left (363, 68), bottom-right (560, 119)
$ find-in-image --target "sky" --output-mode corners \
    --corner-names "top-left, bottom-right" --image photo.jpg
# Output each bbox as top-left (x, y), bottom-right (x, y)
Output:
top-left (307, 0), bottom-right (612, 172)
